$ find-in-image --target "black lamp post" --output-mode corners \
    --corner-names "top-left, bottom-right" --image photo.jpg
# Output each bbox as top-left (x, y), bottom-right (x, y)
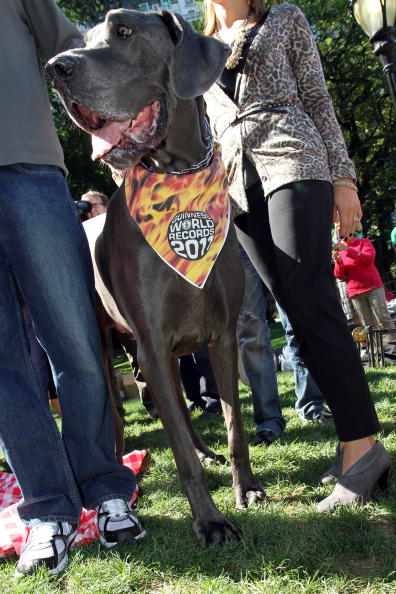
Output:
top-left (351, 0), bottom-right (396, 110)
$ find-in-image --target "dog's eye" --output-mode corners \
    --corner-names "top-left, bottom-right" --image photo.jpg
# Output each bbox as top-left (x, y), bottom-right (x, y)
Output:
top-left (117, 25), bottom-right (133, 39)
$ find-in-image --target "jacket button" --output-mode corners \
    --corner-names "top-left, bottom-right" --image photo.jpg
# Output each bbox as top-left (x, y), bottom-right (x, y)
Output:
top-left (261, 175), bottom-right (267, 181)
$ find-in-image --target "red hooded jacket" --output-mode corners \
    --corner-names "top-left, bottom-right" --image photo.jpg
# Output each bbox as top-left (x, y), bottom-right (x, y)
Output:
top-left (333, 237), bottom-right (383, 298)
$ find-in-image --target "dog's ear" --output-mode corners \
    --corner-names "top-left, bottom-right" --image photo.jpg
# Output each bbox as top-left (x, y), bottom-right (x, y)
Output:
top-left (160, 11), bottom-right (231, 99)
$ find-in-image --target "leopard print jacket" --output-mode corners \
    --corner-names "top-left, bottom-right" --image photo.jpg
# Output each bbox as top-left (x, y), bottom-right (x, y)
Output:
top-left (204, 2), bottom-right (356, 212)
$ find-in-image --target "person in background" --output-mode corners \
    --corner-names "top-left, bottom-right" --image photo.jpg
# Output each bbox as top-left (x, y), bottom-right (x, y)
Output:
top-left (81, 191), bottom-right (159, 420)
top-left (237, 245), bottom-right (285, 445)
top-left (180, 347), bottom-right (223, 417)
top-left (81, 189), bottom-right (110, 220)
top-left (333, 224), bottom-right (395, 343)
top-left (204, 0), bottom-right (390, 512)
top-left (238, 245), bottom-right (331, 448)
top-left (275, 304), bottom-right (333, 424)
top-left (0, 0), bottom-right (144, 578)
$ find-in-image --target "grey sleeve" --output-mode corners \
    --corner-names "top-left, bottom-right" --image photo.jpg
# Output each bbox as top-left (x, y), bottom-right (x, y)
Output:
top-left (21, 0), bottom-right (83, 59)
top-left (286, 5), bottom-right (356, 181)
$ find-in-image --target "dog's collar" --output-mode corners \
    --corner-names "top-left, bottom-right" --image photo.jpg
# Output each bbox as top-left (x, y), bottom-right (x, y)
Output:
top-left (140, 118), bottom-right (214, 176)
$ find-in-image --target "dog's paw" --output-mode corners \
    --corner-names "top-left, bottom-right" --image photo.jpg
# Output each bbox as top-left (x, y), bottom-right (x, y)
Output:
top-left (246, 488), bottom-right (265, 506)
top-left (193, 516), bottom-right (243, 547)
top-left (198, 452), bottom-right (227, 466)
top-left (235, 481), bottom-right (265, 509)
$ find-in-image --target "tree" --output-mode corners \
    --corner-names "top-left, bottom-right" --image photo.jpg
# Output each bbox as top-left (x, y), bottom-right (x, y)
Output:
top-left (57, 0), bottom-right (123, 27)
top-left (295, 0), bottom-right (396, 275)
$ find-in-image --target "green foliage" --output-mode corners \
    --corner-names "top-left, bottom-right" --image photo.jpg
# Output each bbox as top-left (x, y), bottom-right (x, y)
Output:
top-left (294, 0), bottom-right (396, 274)
top-left (57, 0), bottom-right (123, 27)
top-left (193, 16), bottom-right (205, 34)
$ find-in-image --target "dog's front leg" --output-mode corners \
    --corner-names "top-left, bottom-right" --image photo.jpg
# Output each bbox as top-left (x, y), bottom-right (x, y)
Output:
top-left (138, 347), bottom-right (242, 547)
top-left (209, 336), bottom-right (265, 508)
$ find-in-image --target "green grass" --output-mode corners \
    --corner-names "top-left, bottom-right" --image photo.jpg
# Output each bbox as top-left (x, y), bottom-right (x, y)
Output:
top-left (268, 320), bottom-right (287, 352)
top-left (1, 362), bottom-right (395, 592)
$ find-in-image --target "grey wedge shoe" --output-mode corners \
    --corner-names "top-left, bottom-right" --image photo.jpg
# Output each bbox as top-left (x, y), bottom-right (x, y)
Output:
top-left (320, 445), bottom-right (343, 484)
top-left (317, 441), bottom-right (391, 512)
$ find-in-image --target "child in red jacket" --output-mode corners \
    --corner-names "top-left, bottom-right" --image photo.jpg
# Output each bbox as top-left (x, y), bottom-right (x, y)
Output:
top-left (333, 228), bottom-right (395, 339)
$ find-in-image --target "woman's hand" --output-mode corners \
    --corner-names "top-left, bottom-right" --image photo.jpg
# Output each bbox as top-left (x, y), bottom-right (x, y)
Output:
top-left (332, 184), bottom-right (362, 240)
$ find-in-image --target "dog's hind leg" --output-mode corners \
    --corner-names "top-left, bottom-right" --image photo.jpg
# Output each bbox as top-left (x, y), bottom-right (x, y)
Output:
top-left (170, 358), bottom-right (226, 466)
top-left (209, 335), bottom-right (265, 509)
top-left (105, 347), bottom-right (125, 463)
top-left (138, 346), bottom-right (242, 546)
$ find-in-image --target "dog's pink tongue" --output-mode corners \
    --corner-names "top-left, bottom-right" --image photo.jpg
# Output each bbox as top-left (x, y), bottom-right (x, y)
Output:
top-left (91, 119), bottom-right (131, 160)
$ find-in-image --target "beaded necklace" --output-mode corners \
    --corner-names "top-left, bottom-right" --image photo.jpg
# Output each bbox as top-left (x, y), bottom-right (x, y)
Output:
top-left (215, 10), bottom-right (252, 70)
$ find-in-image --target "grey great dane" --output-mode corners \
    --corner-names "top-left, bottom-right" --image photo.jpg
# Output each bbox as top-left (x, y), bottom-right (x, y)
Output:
top-left (47, 9), bottom-right (264, 547)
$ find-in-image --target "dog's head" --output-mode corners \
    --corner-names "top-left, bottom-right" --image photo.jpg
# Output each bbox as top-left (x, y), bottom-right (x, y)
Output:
top-left (46, 10), bottom-right (230, 170)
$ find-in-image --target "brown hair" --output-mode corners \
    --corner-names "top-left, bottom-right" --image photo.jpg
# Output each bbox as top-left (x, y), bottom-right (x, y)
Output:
top-left (203, 0), bottom-right (273, 36)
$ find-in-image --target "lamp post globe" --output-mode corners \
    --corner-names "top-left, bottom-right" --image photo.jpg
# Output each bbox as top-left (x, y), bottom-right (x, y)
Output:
top-left (351, 0), bottom-right (396, 109)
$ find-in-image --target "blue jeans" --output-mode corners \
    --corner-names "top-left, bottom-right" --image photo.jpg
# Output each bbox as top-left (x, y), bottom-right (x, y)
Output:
top-left (179, 346), bottom-right (221, 412)
top-left (237, 246), bottom-right (285, 436)
top-left (22, 304), bottom-right (51, 393)
top-left (276, 304), bottom-right (328, 420)
top-left (0, 164), bottom-right (135, 524)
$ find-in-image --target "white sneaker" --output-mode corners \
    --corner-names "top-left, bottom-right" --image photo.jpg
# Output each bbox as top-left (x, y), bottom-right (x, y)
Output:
top-left (97, 499), bottom-right (146, 548)
top-left (15, 520), bottom-right (78, 577)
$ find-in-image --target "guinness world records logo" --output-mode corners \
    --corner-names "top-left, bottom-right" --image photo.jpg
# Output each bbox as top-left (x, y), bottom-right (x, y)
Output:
top-left (168, 211), bottom-right (215, 260)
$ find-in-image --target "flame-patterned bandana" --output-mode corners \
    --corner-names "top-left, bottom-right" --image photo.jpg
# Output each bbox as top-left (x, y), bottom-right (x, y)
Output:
top-left (124, 147), bottom-right (230, 288)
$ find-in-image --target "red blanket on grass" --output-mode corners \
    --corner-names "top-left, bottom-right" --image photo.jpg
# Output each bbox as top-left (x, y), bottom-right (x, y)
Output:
top-left (0, 450), bottom-right (147, 557)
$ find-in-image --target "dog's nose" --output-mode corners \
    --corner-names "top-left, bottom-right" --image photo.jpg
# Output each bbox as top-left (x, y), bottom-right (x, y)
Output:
top-left (47, 55), bottom-right (76, 79)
